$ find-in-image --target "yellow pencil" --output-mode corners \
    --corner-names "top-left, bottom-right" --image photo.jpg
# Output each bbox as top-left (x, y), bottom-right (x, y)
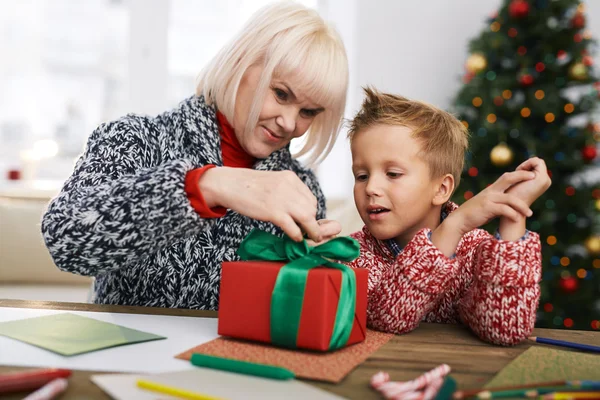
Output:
top-left (136, 379), bottom-right (225, 400)
top-left (542, 392), bottom-right (600, 400)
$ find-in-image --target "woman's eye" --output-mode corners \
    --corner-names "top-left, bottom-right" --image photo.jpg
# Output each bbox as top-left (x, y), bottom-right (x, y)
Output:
top-left (300, 109), bottom-right (319, 118)
top-left (274, 88), bottom-right (288, 101)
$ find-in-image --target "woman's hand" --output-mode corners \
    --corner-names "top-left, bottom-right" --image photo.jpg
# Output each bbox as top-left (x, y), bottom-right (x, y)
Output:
top-left (305, 219), bottom-right (342, 246)
top-left (199, 167), bottom-right (322, 242)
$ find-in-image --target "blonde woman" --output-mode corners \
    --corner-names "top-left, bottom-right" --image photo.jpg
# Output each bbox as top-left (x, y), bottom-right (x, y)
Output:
top-left (41, 2), bottom-right (348, 309)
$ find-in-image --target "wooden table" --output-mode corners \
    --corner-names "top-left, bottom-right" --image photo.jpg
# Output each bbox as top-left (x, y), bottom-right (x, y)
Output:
top-left (1, 299), bottom-right (600, 400)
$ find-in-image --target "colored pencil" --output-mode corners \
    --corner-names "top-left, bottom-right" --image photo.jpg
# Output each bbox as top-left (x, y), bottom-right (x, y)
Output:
top-left (475, 386), bottom-right (600, 399)
top-left (529, 336), bottom-right (600, 353)
top-left (453, 381), bottom-right (567, 399)
top-left (455, 382), bottom-right (600, 400)
top-left (541, 392), bottom-right (600, 400)
top-left (137, 379), bottom-right (224, 400)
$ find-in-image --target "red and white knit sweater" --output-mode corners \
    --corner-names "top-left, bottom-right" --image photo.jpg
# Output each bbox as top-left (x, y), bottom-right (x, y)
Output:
top-left (348, 202), bottom-right (542, 346)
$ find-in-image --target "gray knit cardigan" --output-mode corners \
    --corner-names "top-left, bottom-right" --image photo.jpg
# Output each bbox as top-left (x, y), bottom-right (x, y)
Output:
top-left (41, 96), bottom-right (326, 309)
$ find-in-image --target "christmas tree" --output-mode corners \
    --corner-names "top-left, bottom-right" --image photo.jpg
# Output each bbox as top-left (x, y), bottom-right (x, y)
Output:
top-left (452, 0), bottom-right (600, 330)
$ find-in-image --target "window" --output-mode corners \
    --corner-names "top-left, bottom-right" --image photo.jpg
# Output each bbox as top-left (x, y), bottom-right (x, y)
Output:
top-left (0, 0), bottom-right (318, 183)
top-left (0, 0), bottom-right (129, 181)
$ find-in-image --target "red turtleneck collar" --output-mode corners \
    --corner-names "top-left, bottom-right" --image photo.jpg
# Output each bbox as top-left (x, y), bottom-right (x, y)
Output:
top-left (216, 111), bottom-right (255, 168)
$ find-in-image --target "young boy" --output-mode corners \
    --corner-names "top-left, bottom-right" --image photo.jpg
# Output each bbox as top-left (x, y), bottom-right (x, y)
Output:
top-left (343, 88), bottom-right (550, 346)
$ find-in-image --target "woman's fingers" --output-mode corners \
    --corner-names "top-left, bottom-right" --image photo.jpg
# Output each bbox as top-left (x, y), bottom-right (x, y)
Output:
top-left (318, 219), bottom-right (342, 238)
top-left (275, 214), bottom-right (305, 243)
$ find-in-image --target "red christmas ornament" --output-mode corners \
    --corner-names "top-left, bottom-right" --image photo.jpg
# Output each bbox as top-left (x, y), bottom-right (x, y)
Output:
top-left (582, 145), bottom-right (598, 162)
top-left (583, 55), bottom-right (594, 67)
top-left (520, 73), bottom-right (534, 86)
top-left (571, 12), bottom-right (586, 29)
top-left (560, 276), bottom-right (578, 294)
top-left (535, 62), bottom-right (545, 72)
top-left (509, 0), bottom-right (530, 19)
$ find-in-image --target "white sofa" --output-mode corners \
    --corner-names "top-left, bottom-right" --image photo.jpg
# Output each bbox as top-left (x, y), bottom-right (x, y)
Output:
top-left (0, 180), bottom-right (363, 302)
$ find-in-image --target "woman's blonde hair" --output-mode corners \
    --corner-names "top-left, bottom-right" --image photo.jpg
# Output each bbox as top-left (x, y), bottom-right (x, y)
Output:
top-left (196, 1), bottom-right (348, 165)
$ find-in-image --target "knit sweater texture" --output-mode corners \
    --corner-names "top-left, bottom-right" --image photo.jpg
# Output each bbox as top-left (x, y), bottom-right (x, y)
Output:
top-left (41, 96), bottom-right (326, 309)
top-left (348, 202), bottom-right (542, 346)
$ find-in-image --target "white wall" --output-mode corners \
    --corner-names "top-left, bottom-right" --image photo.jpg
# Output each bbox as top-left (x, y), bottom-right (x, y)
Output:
top-left (319, 0), bottom-right (600, 201)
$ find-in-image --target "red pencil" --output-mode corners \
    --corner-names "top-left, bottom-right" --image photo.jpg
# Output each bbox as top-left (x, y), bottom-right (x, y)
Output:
top-left (0, 368), bottom-right (71, 395)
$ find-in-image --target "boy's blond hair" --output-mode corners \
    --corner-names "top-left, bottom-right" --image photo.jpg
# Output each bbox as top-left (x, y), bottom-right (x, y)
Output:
top-left (196, 2), bottom-right (348, 166)
top-left (348, 87), bottom-right (469, 189)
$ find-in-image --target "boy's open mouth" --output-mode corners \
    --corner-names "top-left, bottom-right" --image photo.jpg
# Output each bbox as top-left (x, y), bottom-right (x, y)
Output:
top-left (368, 208), bottom-right (389, 214)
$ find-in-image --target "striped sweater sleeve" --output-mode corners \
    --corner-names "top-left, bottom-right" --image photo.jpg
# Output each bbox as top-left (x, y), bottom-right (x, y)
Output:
top-left (41, 116), bottom-right (215, 276)
top-left (458, 231), bottom-right (542, 346)
top-left (349, 228), bottom-right (461, 334)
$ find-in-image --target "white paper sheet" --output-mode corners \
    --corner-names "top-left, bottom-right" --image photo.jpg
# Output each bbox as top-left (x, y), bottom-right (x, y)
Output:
top-left (92, 369), bottom-right (348, 400)
top-left (0, 307), bottom-right (219, 373)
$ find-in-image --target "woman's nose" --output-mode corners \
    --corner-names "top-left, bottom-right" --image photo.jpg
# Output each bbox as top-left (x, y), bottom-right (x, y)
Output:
top-left (275, 107), bottom-right (297, 134)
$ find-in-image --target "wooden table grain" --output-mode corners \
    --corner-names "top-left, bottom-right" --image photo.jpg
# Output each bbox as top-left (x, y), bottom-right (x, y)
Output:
top-left (1, 299), bottom-right (599, 400)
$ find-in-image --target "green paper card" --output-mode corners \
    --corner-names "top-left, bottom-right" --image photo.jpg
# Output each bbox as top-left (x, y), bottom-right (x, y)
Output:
top-left (0, 313), bottom-right (166, 356)
top-left (485, 346), bottom-right (600, 388)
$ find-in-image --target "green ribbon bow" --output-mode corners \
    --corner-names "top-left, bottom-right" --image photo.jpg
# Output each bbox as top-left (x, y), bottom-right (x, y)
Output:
top-left (237, 229), bottom-right (360, 350)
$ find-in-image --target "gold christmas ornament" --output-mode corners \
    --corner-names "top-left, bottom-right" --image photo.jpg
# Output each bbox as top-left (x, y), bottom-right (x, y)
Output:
top-left (490, 142), bottom-right (514, 166)
top-left (466, 53), bottom-right (487, 74)
top-left (595, 199), bottom-right (600, 211)
top-left (569, 62), bottom-right (588, 80)
top-left (585, 235), bottom-right (600, 255)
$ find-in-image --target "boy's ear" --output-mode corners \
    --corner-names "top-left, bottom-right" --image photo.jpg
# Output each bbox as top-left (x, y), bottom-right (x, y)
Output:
top-left (432, 174), bottom-right (455, 206)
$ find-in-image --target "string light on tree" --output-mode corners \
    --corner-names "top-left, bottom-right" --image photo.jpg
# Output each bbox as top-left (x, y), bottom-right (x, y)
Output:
top-left (490, 142), bottom-right (514, 166)
top-left (585, 235), bottom-right (600, 255)
top-left (569, 62), bottom-right (588, 80)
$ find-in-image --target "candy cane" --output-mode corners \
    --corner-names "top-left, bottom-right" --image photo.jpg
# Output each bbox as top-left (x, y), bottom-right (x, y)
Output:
top-left (370, 365), bottom-right (451, 400)
top-left (422, 377), bottom-right (445, 400)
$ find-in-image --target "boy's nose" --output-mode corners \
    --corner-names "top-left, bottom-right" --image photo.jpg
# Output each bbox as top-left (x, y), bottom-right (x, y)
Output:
top-left (365, 177), bottom-right (383, 197)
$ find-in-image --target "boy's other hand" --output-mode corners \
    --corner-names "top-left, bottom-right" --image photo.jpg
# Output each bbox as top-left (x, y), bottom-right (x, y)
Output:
top-left (506, 157), bottom-right (552, 206)
top-left (305, 219), bottom-right (342, 246)
top-left (448, 170), bottom-right (535, 235)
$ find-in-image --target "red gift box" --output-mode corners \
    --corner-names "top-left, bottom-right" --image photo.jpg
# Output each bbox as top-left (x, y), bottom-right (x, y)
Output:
top-left (218, 261), bottom-right (368, 351)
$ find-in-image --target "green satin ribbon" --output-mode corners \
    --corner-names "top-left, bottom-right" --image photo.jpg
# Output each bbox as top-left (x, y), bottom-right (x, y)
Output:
top-left (237, 229), bottom-right (360, 350)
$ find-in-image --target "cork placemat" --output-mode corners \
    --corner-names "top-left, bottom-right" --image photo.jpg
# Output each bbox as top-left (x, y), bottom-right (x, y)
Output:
top-left (175, 329), bottom-right (393, 383)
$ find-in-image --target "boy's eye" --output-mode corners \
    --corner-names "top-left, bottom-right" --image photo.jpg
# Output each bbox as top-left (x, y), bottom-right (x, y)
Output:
top-left (274, 88), bottom-right (288, 101)
top-left (355, 174), bottom-right (368, 182)
top-left (387, 172), bottom-right (402, 178)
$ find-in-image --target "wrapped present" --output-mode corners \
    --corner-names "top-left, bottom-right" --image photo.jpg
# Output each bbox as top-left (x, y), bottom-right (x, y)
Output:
top-left (218, 229), bottom-right (367, 352)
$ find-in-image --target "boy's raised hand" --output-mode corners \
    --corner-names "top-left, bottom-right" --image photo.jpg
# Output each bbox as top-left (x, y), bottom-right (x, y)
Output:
top-left (446, 170), bottom-right (535, 235)
top-left (506, 157), bottom-right (552, 206)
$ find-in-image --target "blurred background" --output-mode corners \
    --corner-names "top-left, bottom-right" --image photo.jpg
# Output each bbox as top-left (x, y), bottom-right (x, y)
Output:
top-left (0, 0), bottom-right (598, 330)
